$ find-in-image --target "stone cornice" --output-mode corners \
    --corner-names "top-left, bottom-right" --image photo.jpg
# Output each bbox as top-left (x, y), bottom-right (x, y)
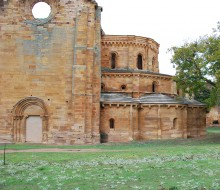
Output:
top-left (101, 35), bottom-right (159, 52)
top-left (101, 103), bottom-right (205, 109)
top-left (102, 72), bottom-right (172, 81)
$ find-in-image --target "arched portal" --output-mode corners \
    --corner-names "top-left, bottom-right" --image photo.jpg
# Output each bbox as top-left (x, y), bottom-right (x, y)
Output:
top-left (12, 97), bottom-right (49, 143)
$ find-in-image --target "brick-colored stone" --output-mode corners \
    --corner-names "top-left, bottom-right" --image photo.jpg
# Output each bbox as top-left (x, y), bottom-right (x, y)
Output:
top-left (0, 0), bottom-right (206, 144)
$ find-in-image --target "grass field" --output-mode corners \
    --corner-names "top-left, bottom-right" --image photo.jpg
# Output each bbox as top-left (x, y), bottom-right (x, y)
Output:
top-left (1, 127), bottom-right (220, 190)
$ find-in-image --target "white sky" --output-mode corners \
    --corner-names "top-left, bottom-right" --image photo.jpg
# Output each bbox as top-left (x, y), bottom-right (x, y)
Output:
top-left (96, 0), bottom-right (220, 75)
top-left (34, 0), bottom-right (220, 75)
top-left (32, 2), bottom-right (51, 18)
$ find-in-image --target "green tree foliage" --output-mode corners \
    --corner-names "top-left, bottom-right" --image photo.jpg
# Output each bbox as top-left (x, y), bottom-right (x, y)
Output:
top-left (169, 23), bottom-right (220, 108)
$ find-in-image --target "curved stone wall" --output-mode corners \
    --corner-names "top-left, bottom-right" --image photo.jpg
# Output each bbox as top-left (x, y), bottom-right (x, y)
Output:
top-left (101, 35), bottom-right (159, 72)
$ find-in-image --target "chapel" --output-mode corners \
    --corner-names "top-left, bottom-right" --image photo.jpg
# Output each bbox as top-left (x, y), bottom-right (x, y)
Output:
top-left (0, 0), bottom-right (206, 144)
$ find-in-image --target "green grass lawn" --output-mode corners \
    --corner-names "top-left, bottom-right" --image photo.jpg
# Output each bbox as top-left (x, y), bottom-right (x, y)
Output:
top-left (207, 126), bottom-right (220, 133)
top-left (1, 127), bottom-right (220, 190)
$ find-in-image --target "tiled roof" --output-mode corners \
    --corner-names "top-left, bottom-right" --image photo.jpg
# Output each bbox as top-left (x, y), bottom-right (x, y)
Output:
top-left (101, 93), bottom-right (133, 103)
top-left (101, 93), bottom-right (205, 106)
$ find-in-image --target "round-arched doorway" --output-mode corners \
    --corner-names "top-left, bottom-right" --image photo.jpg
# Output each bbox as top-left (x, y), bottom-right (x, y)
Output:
top-left (12, 97), bottom-right (49, 143)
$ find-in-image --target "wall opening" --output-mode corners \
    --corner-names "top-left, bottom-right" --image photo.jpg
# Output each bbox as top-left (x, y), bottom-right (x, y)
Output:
top-left (111, 53), bottom-right (116, 69)
top-left (173, 118), bottom-right (178, 129)
top-left (100, 132), bottom-right (108, 143)
top-left (32, 2), bottom-right (51, 19)
top-left (213, 120), bottom-right (219, 125)
top-left (12, 97), bottom-right (48, 143)
top-left (137, 54), bottom-right (143, 70)
top-left (101, 83), bottom-right (105, 91)
top-left (110, 118), bottom-right (115, 129)
top-left (152, 81), bottom-right (157, 92)
top-left (121, 85), bottom-right (126, 90)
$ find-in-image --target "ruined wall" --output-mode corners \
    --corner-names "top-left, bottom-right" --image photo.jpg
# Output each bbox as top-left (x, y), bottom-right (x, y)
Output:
top-left (101, 35), bottom-right (159, 72)
top-left (0, 0), bottom-right (101, 144)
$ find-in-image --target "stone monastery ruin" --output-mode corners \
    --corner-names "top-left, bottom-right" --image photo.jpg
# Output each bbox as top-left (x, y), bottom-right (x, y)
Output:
top-left (0, 0), bottom-right (206, 144)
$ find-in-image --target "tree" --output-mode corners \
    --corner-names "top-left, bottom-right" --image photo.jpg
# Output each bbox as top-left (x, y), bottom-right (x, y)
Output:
top-left (169, 23), bottom-right (220, 108)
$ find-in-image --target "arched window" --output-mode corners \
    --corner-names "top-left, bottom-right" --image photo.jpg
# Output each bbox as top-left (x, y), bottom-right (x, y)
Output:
top-left (137, 54), bottom-right (143, 70)
top-left (152, 81), bottom-right (157, 92)
top-left (111, 53), bottom-right (116, 69)
top-left (101, 83), bottom-right (105, 91)
top-left (109, 118), bottom-right (115, 129)
top-left (173, 118), bottom-right (178, 129)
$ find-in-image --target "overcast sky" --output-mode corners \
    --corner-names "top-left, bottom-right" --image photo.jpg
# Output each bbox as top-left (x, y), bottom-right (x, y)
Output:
top-left (34, 0), bottom-right (220, 75)
top-left (96, 0), bottom-right (220, 75)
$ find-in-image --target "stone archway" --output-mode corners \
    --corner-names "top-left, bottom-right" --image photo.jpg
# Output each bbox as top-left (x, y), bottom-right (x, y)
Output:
top-left (12, 97), bottom-right (49, 143)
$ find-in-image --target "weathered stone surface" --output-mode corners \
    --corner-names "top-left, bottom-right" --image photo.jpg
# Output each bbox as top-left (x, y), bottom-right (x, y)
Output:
top-left (100, 35), bottom-right (206, 142)
top-left (0, 0), bottom-right (101, 144)
top-left (0, 0), bottom-right (206, 144)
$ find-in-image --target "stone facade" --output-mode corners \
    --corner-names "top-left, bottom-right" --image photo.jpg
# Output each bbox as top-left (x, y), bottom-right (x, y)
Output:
top-left (0, 0), bottom-right (206, 144)
top-left (100, 35), bottom-right (206, 142)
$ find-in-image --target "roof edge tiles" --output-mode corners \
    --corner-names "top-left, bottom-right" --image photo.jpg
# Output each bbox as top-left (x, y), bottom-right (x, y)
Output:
top-left (101, 93), bottom-right (206, 106)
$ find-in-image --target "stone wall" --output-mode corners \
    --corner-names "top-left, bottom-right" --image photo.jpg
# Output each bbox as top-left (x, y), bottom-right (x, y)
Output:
top-left (0, 0), bottom-right (101, 144)
top-left (0, 0), bottom-right (207, 144)
top-left (187, 107), bottom-right (206, 137)
top-left (101, 72), bottom-right (175, 97)
top-left (100, 105), bottom-right (133, 142)
top-left (100, 103), bottom-right (205, 142)
top-left (101, 35), bottom-right (159, 72)
top-left (99, 33), bottom-right (206, 143)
